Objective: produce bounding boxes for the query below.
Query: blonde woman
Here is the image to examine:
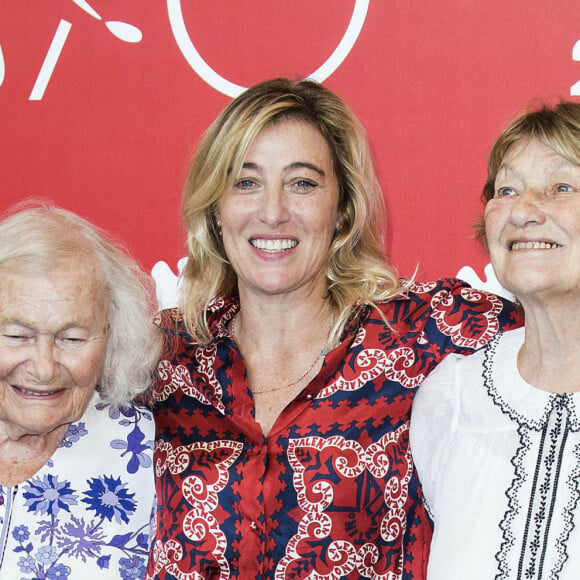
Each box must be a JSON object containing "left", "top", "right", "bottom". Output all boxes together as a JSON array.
[{"left": 148, "top": 78, "right": 520, "bottom": 579}]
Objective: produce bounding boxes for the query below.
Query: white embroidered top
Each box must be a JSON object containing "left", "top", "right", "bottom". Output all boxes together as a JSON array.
[{"left": 411, "top": 328, "right": 580, "bottom": 579}]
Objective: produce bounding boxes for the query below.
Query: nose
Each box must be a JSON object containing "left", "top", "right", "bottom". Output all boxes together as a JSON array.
[
  {"left": 509, "top": 190, "right": 546, "bottom": 227},
  {"left": 26, "top": 337, "right": 58, "bottom": 383},
  {"left": 259, "top": 185, "right": 290, "bottom": 227}
]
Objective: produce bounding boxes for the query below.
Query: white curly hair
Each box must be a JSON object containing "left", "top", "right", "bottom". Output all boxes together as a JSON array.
[{"left": 0, "top": 201, "right": 162, "bottom": 407}]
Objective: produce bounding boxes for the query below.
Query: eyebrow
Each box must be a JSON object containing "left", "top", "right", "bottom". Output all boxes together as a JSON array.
[
  {"left": 0, "top": 319, "right": 95, "bottom": 332},
  {"left": 241, "top": 161, "right": 326, "bottom": 176}
]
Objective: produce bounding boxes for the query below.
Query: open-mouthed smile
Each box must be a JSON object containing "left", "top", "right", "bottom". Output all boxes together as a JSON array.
[
  {"left": 12, "top": 385, "right": 62, "bottom": 397},
  {"left": 510, "top": 241, "right": 561, "bottom": 251},
  {"left": 250, "top": 238, "right": 298, "bottom": 252}
]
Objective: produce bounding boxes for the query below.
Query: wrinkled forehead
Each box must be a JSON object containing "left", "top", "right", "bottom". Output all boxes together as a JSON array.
[
  {"left": 0, "top": 249, "right": 108, "bottom": 302},
  {"left": 498, "top": 137, "right": 578, "bottom": 177},
  {"left": 0, "top": 256, "right": 110, "bottom": 323},
  {"left": 2, "top": 245, "right": 93, "bottom": 273}
]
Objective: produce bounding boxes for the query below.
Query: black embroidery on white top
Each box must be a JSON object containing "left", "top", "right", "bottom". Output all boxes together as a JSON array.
[
  {"left": 482, "top": 334, "right": 580, "bottom": 579},
  {"left": 555, "top": 439, "right": 580, "bottom": 577},
  {"left": 520, "top": 398, "right": 566, "bottom": 579},
  {"left": 483, "top": 333, "right": 556, "bottom": 430},
  {"left": 495, "top": 423, "right": 530, "bottom": 580}
]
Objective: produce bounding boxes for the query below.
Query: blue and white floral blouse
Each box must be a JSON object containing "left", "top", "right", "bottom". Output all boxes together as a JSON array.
[{"left": 0, "top": 392, "right": 155, "bottom": 580}]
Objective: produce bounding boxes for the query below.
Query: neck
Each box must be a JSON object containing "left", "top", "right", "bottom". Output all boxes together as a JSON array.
[
  {"left": 231, "top": 290, "right": 336, "bottom": 434},
  {"left": 517, "top": 297, "right": 580, "bottom": 393},
  {"left": 235, "top": 287, "right": 334, "bottom": 351},
  {"left": 0, "top": 423, "right": 68, "bottom": 486}
]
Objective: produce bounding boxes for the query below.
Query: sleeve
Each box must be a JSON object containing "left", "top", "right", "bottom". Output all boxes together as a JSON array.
[
  {"left": 407, "top": 277, "right": 521, "bottom": 352},
  {"left": 375, "top": 277, "right": 520, "bottom": 391},
  {"left": 409, "top": 354, "right": 460, "bottom": 520}
]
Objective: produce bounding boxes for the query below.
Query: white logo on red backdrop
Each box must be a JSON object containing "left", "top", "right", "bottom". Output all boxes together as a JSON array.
[
  {"left": 13, "top": 0, "right": 371, "bottom": 101},
  {"left": 28, "top": 0, "right": 142, "bottom": 101},
  {"left": 168, "top": 0, "right": 369, "bottom": 97}
]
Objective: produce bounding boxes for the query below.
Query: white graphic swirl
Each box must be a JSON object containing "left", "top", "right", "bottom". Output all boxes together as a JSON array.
[{"left": 167, "top": 0, "right": 370, "bottom": 97}]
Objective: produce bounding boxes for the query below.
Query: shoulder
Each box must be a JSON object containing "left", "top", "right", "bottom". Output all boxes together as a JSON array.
[
  {"left": 373, "top": 278, "right": 520, "bottom": 350},
  {"left": 410, "top": 353, "right": 466, "bottom": 509},
  {"left": 153, "top": 307, "right": 195, "bottom": 362},
  {"left": 403, "top": 277, "right": 511, "bottom": 312},
  {"left": 52, "top": 394, "right": 155, "bottom": 478},
  {"left": 412, "top": 331, "right": 513, "bottom": 429},
  {"left": 84, "top": 395, "right": 155, "bottom": 435},
  {"left": 375, "top": 277, "right": 506, "bottom": 314},
  {"left": 154, "top": 298, "right": 238, "bottom": 340},
  {"left": 412, "top": 353, "right": 464, "bottom": 416}
]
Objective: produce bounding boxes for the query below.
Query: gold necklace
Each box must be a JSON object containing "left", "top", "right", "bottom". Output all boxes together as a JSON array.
[{"left": 230, "top": 312, "right": 332, "bottom": 395}]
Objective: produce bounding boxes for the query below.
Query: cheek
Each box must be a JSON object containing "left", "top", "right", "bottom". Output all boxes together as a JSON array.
[
  {"left": 563, "top": 215, "right": 580, "bottom": 238},
  {"left": 310, "top": 200, "right": 340, "bottom": 232},
  {"left": 218, "top": 196, "right": 250, "bottom": 229},
  {"left": 483, "top": 205, "right": 505, "bottom": 244},
  {"left": 0, "top": 348, "right": 26, "bottom": 380},
  {"left": 71, "top": 346, "right": 107, "bottom": 389}
]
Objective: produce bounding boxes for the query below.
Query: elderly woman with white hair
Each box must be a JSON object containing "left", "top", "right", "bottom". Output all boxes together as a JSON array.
[{"left": 0, "top": 204, "right": 161, "bottom": 579}]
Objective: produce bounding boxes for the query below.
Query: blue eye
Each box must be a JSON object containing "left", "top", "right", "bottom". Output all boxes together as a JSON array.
[
  {"left": 234, "top": 178, "right": 255, "bottom": 189},
  {"left": 290, "top": 179, "right": 318, "bottom": 193},
  {"left": 495, "top": 187, "right": 517, "bottom": 198},
  {"left": 556, "top": 184, "right": 574, "bottom": 192}
]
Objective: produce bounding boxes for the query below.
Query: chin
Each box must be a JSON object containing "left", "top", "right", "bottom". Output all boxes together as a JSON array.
[{"left": 21, "top": 414, "right": 74, "bottom": 437}]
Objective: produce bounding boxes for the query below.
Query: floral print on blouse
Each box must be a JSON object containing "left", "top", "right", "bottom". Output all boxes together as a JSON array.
[{"left": 0, "top": 392, "right": 155, "bottom": 580}]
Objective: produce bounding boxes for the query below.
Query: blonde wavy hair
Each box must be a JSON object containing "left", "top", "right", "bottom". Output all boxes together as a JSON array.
[
  {"left": 0, "top": 202, "right": 162, "bottom": 408},
  {"left": 181, "top": 78, "right": 401, "bottom": 344}
]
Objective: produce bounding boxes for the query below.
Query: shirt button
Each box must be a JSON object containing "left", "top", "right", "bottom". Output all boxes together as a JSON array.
[
  {"left": 306, "top": 393, "right": 314, "bottom": 400},
  {"left": 250, "top": 521, "right": 258, "bottom": 531}
]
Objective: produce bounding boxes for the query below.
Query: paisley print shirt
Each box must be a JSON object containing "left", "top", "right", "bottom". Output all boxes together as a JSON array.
[
  {"left": 147, "top": 279, "right": 521, "bottom": 580},
  {"left": 0, "top": 392, "right": 155, "bottom": 580}
]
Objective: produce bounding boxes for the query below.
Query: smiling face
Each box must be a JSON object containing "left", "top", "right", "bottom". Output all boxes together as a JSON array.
[
  {"left": 484, "top": 138, "right": 580, "bottom": 302},
  {"left": 0, "top": 257, "right": 109, "bottom": 440},
  {"left": 217, "top": 118, "right": 340, "bottom": 301}
]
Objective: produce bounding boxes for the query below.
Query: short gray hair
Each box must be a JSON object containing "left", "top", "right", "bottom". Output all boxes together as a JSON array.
[{"left": 0, "top": 201, "right": 162, "bottom": 407}]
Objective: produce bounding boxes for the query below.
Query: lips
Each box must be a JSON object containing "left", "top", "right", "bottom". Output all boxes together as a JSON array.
[
  {"left": 12, "top": 385, "right": 62, "bottom": 397},
  {"left": 510, "top": 241, "right": 561, "bottom": 251},
  {"left": 250, "top": 238, "right": 297, "bottom": 252}
]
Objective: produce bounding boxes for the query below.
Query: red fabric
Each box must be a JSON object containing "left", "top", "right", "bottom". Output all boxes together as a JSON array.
[
  {"left": 147, "top": 279, "right": 521, "bottom": 579},
  {"left": 3, "top": 2, "right": 579, "bottom": 280}
]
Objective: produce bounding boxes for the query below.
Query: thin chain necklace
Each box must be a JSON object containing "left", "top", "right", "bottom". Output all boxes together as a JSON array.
[{"left": 230, "top": 311, "right": 333, "bottom": 395}]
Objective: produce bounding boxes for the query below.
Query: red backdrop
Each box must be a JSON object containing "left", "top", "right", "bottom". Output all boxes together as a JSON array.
[{"left": 2, "top": 1, "right": 580, "bottom": 300}]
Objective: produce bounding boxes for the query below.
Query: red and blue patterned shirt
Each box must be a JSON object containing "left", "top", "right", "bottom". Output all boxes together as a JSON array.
[{"left": 147, "top": 279, "right": 521, "bottom": 579}]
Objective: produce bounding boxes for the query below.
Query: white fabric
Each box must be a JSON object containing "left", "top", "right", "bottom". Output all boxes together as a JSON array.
[
  {"left": 411, "top": 327, "right": 580, "bottom": 579},
  {"left": 0, "top": 392, "right": 155, "bottom": 579}
]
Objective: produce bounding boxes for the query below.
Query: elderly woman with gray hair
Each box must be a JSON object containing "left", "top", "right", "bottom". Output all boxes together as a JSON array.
[
  {"left": 411, "top": 102, "right": 580, "bottom": 579},
  {"left": 0, "top": 204, "right": 161, "bottom": 579}
]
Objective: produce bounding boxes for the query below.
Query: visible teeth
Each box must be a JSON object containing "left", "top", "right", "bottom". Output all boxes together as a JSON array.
[
  {"left": 511, "top": 241, "right": 560, "bottom": 251},
  {"left": 251, "top": 239, "right": 297, "bottom": 252},
  {"left": 16, "top": 387, "right": 58, "bottom": 396}
]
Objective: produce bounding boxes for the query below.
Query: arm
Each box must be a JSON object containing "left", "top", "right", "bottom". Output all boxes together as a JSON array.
[{"left": 410, "top": 354, "right": 460, "bottom": 519}]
